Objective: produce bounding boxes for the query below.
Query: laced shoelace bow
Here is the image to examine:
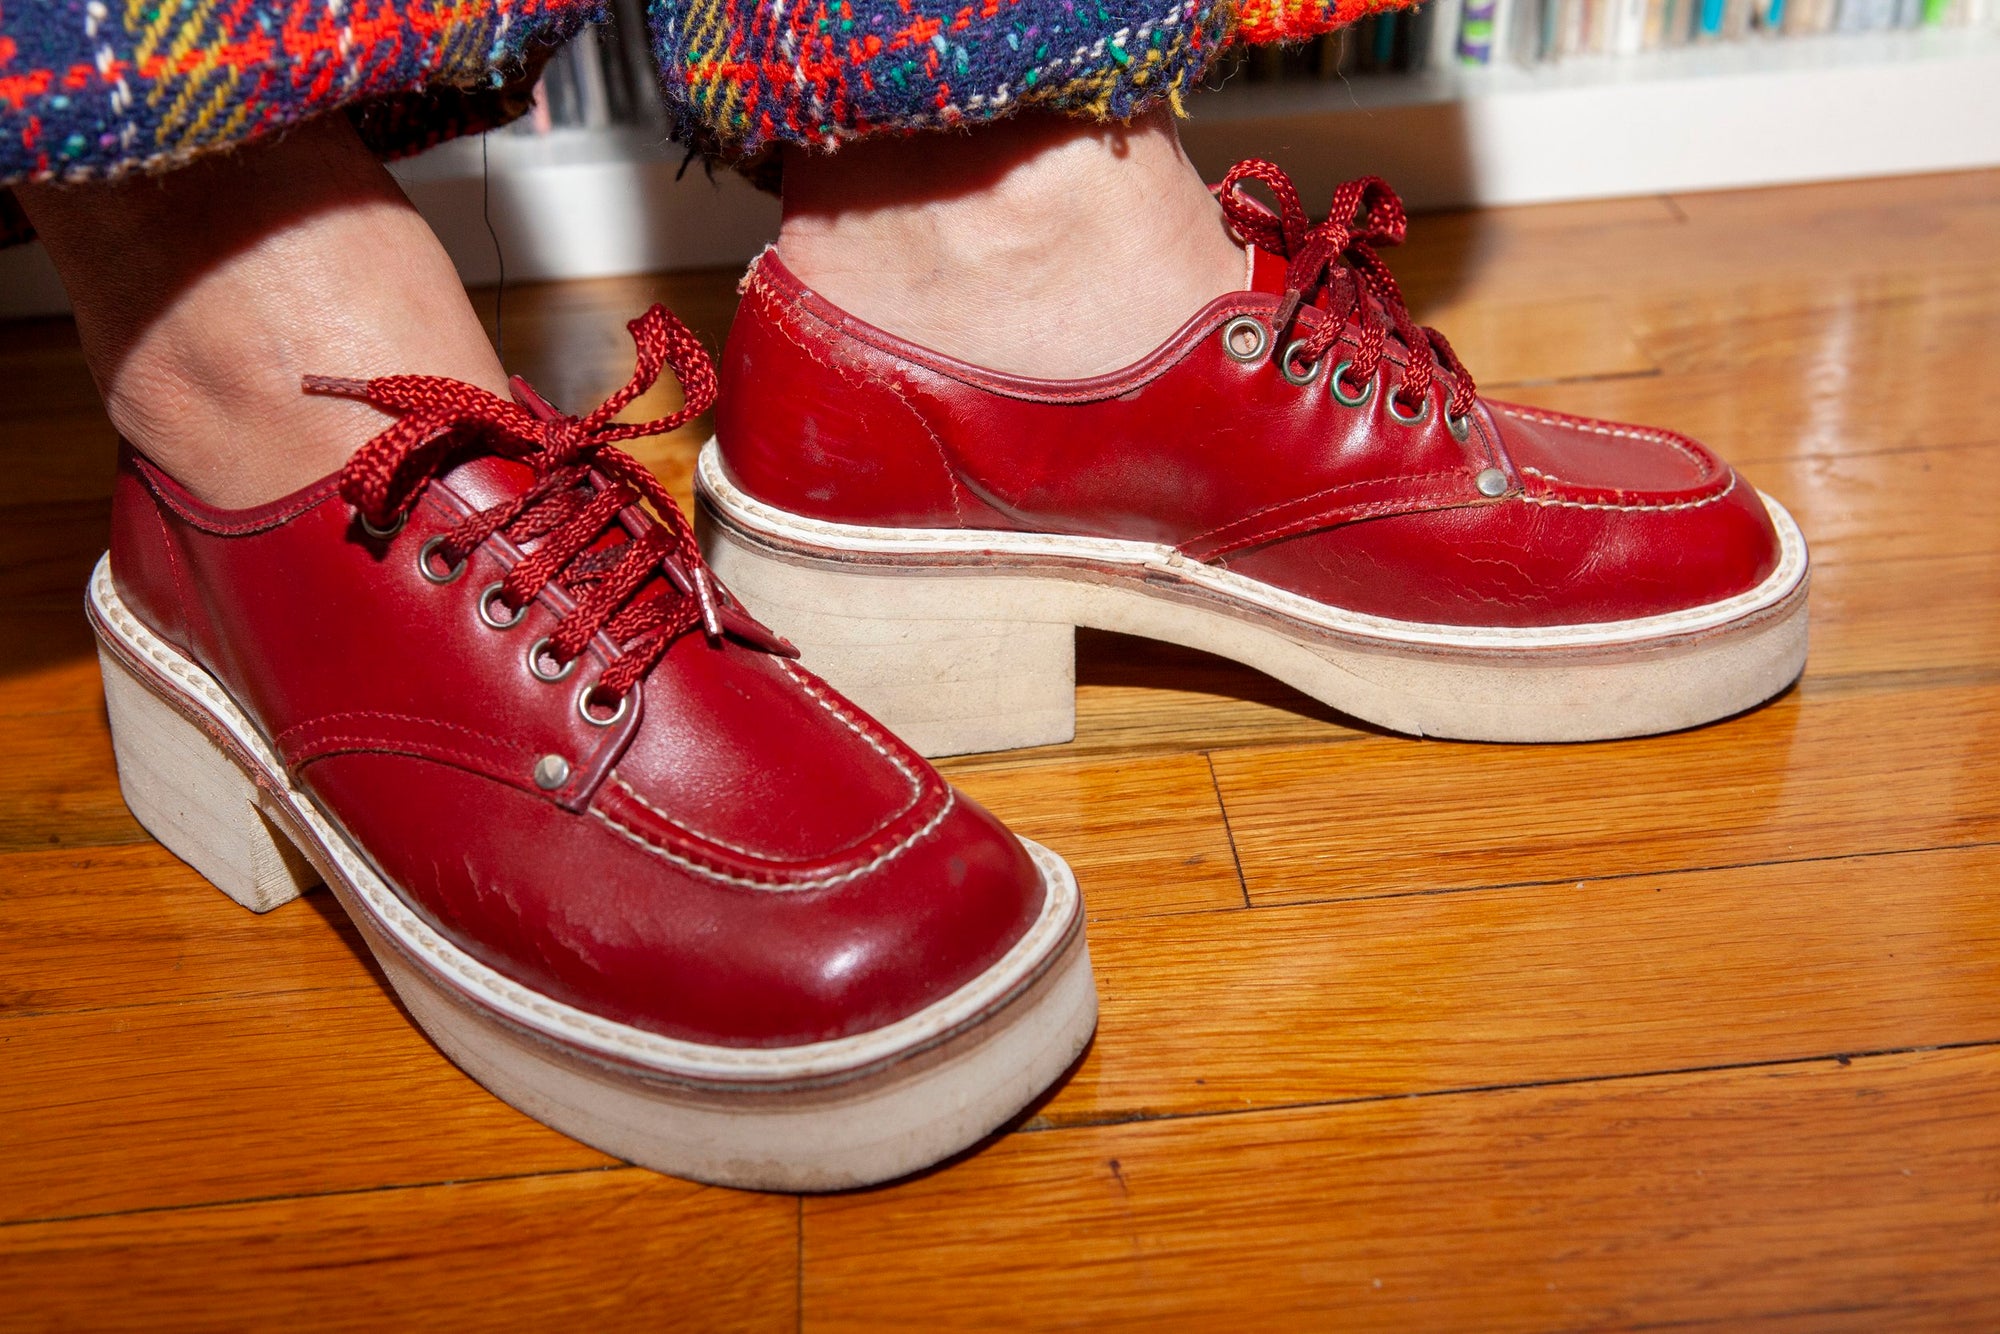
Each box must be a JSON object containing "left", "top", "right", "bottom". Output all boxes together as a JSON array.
[
  {"left": 1218, "top": 160, "right": 1478, "bottom": 423},
  {"left": 307, "top": 305, "right": 794, "bottom": 707}
]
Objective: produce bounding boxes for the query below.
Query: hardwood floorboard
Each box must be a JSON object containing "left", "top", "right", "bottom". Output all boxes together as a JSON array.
[
  {"left": 1401, "top": 171, "right": 2000, "bottom": 311},
  {"left": 0, "top": 1169, "right": 797, "bottom": 1331},
  {"left": 1210, "top": 681, "right": 2000, "bottom": 906},
  {"left": 1, "top": 983, "right": 616, "bottom": 1222},
  {"left": 1808, "top": 553, "right": 2000, "bottom": 680},
  {"left": 1501, "top": 370, "right": 1999, "bottom": 473},
  {"left": 0, "top": 703, "right": 142, "bottom": 851},
  {"left": 1385, "top": 293, "right": 1660, "bottom": 387},
  {"left": 0, "top": 842, "right": 366, "bottom": 1017},
  {"left": 803, "top": 1045, "right": 2000, "bottom": 1332},
  {"left": 947, "top": 753, "right": 1248, "bottom": 922},
  {"left": 1029, "top": 843, "right": 2000, "bottom": 1127},
  {"left": 14, "top": 841, "right": 1993, "bottom": 1221},
  {"left": 1762, "top": 441, "right": 2000, "bottom": 564}
]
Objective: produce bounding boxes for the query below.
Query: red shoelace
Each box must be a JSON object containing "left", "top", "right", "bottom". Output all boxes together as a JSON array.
[
  {"left": 307, "top": 305, "right": 793, "bottom": 708},
  {"left": 1219, "top": 160, "right": 1478, "bottom": 424}
]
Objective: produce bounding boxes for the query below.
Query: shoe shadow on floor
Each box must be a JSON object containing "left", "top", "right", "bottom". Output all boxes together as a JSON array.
[{"left": 1067, "top": 627, "right": 1407, "bottom": 746}]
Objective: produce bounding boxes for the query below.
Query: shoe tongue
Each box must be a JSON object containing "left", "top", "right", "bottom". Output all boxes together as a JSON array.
[
  {"left": 429, "top": 418, "right": 679, "bottom": 627},
  {"left": 1249, "top": 244, "right": 1420, "bottom": 359},
  {"left": 1246, "top": 244, "right": 1347, "bottom": 319},
  {"left": 1248, "top": 245, "right": 1291, "bottom": 295},
  {"left": 422, "top": 375, "right": 573, "bottom": 512},
  {"left": 437, "top": 451, "right": 540, "bottom": 513}
]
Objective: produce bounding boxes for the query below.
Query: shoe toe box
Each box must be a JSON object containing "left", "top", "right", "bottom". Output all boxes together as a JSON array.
[
  {"left": 1229, "top": 400, "right": 1787, "bottom": 627},
  {"left": 308, "top": 651, "right": 1053, "bottom": 1052}
]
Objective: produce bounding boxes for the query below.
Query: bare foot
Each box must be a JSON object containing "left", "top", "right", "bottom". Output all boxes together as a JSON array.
[
  {"left": 777, "top": 107, "right": 1248, "bottom": 380},
  {"left": 16, "top": 114, "right": 507, "bottom": 509}
]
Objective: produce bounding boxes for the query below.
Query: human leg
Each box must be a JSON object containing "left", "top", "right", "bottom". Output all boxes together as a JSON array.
[
  {"left": 776, "top": 106, "right": 1244, "bottom": 378},
  {"left": 15, "top": 113, "right": 507, "bottom": 509}
]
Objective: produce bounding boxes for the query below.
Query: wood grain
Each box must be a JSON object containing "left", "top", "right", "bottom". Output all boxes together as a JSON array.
[
  {"left": 1210, "top": 682, "right": 2000, "bottom": 905},
  {"left": 0, "top": 843, "right": 362, "bottom": 1017},
  {"left": 947, "top": 752, "right": 1247, "bottom": 921},
  {"left": 1034, "top": 843, "right": 2000, "bottom": 1126},
  {"left": 1, "top": 1169, "right": 797, "bottom": 1331},
  {"left": 1, "top": 984, "right": 615, "bottom": 1222},
  {"left": 0, "top": 704, "right": 144, "bottom": 852},
  {"left": 804, "top": 1045, "right": 2000, "bottom": 1332},
  {"left": 1808, "top": 552, "right": 2000, "bottom": 680},
  {"left": 1400, "top": 294, "right": 1658, "bottom": 387}
]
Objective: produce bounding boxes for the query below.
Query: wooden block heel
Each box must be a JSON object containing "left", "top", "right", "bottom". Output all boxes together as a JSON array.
[
  {"left": 96, "top": 641, "right": 319, "bottom": 913},
  {"left": 704, "top": 519, "right": 1077, "bottom": 758}
]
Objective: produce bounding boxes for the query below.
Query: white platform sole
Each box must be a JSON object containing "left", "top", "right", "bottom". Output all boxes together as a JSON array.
[
  {"left": 696, "top": 442, "right": 1810, "bottom": 758},
  {"left": 86, "top": 556, "right": 1095, "bottom": 1191}
]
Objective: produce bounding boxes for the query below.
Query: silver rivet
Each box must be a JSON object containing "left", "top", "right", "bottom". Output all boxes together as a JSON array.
[
  {"left": 533, "top": 754, "right": 571, "bottom": 790},
  {"left": 1476, "top": 468, "right": 1509, "bottom": 498}
]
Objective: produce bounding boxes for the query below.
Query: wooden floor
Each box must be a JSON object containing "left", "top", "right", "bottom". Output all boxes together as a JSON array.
[{"left": 5, "top": 168, "right": 1999, "bottom": 1330}]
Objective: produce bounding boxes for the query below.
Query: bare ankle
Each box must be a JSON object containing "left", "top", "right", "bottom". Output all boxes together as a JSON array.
[
  {"left": 776, "top": 109, "right": 1246, "bottom": 379},
  {"left": 17, "top": 115, "right": 506, "bottom": 510}
]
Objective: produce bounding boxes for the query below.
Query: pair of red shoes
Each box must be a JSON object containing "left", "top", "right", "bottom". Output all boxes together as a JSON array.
[{"left": 89, "top": 163, "right": 1808, "bottom": 1189}]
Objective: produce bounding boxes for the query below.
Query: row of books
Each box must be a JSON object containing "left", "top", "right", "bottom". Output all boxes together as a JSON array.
[
  {"left": 1207, "top": 0, "right": 1995, "bottom": 78},
  {"left": 509, "top": 0, "right": 663, "bottom": 134}
]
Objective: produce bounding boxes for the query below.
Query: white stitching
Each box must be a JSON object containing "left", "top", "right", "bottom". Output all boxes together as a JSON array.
[
  {"left": 1494, "top": 404, "right": 1714, "bottom": 474},
  {"left": 590, "top": 791, "right": 957, "bottom": 892},
  {"left": 607, "top": 771, "right": 930, "bottom": 869},
  {"left": 773, "top": 657, "right": 926, "bottom": 796},
  {"left": 88, "top": 559, "right": 1075, "bottom": 1076},
  {"left": 699, "top": 442, "right": 1809, "bottom": 649},
  {"left": 746, "top": 264, "right": 970, "bottom": 524},
  {"left": 1520, "top": 471, "right": 1739, "bottom": 513}
]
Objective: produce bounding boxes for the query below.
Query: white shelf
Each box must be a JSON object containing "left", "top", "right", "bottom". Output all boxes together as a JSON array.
[
  {"left": 2, "top": 28, "right": 1996, "bottom": 317},
  {"left": 389, "top": 125, "right": 777, "bottom": 286},
  {"left": 1177, "top": 27, "right": 2000, "bottom": 208}
]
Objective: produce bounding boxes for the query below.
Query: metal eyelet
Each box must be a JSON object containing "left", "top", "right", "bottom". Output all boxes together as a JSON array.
[
  {"left": 1386, "top": 386, "right": 1432, "bottom": 426},
  {"left": 1447, "top": 410, "right": 1474, "bottom": 442},
  {"left": 1329, "top": 360, "right": 1375, "bottom": 409},
  {"left": 1278, "top": 340, "right": 1321, "bottom": 387},
  {"left": 418, "top": 535, "right": 467, "bottom": 585},
  {"left": 527, "top": 637, "right": 577, "bottom": 683},
  {"left": 358, "top": 510, "right": 406, "bottom": 540},
  {"left": 1221, "top": 315, "right": 1270, "bottom": 363},
  {"left": 478, "top": 582, "right": 528, "bottom": 630},
  {"left": 577, "top": 684, "right": 629, "bottom": 728}
]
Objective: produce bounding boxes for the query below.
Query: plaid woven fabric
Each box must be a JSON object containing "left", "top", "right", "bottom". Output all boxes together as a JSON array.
[
  {"left": 0, "top": 0, "right": 1401, "bottom": 194},
  {"left": 655, "top": 0, "right": 1403, "bottom": 158},
  {"left": 0, "top": 0, "right": 595, "bottom": 185}
]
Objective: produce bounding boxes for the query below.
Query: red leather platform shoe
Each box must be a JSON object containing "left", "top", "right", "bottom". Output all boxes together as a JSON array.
[
  {"left": 86, "top": 308, "right": 1094, "bottom": 1189},
  {"left": 699, "top": 162, "right": 1809, "bottom": 757}
]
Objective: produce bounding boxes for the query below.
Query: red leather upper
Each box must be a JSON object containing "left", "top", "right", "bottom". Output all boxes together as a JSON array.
[
  {"left": 715, "top": 248, "right": 1781, "bottom": 627},
  {"left": 109, "top": 436, "right": 1045, "bottom": 1048}
]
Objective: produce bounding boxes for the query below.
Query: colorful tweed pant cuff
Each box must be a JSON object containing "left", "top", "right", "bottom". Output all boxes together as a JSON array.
[
  {"left": 652, "top": 0, "right": 1392, "bottom": 160},
  {"left": 0, "top": 0, "right": 1393, "bottom": 189}
]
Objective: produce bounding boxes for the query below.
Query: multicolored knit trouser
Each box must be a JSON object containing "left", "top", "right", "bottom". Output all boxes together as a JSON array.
[{"left": 0, "top": 0, "right": 1396, "bottom": 190}]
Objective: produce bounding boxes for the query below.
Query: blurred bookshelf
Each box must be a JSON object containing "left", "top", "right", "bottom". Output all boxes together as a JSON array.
[
  {"left": 1180, "top": 25, "right": 2000, "bottom": 207},
  {"left": 1, "top": 1, "right": 1996, "bottom": 315}
]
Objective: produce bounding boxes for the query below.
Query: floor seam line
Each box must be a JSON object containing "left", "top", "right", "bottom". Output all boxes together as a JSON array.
[
  {"left": 1205, "top": 751, "right": 1253, "bottom": 910},
  {"left": 0, "top": 1162, "right": 632, "bottom": 1232},
  {"left": 1021, "top": 1036, "right": 2000, "bottom": 1136}
]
